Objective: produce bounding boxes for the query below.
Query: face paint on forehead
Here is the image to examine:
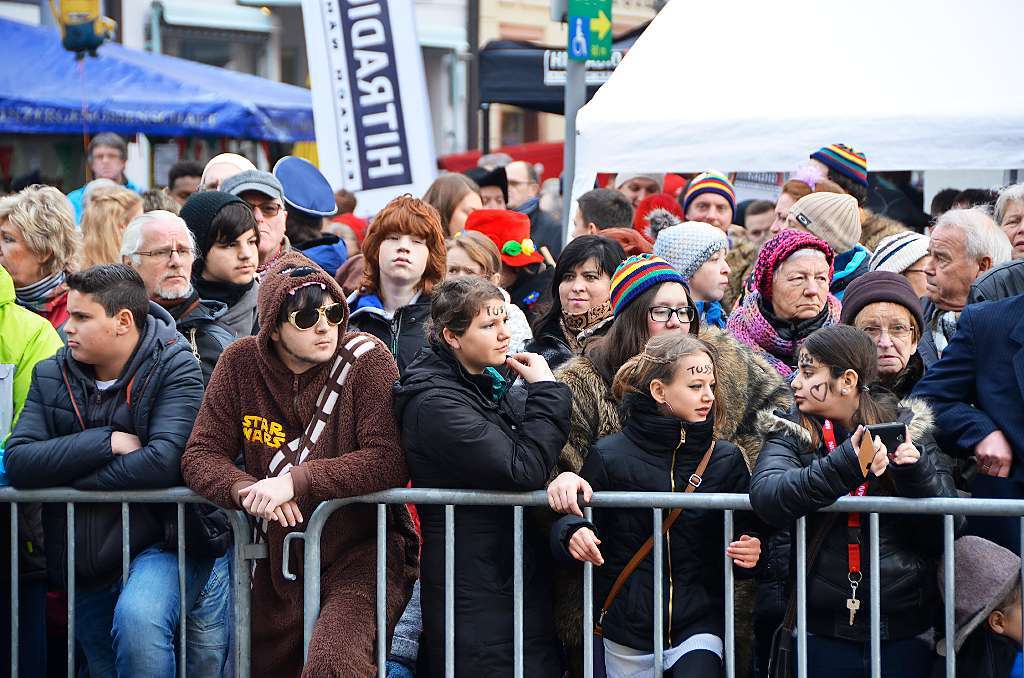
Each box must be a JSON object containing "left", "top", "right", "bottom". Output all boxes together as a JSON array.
[
  {"left": 686, "top": 362, "right": 714, "bottom": 376},
  {"left": 484, "top": 303, "right": 505, "bottom": 317},
  {"left": 797, "top": 352, "right": 816, "bottom": 371}
]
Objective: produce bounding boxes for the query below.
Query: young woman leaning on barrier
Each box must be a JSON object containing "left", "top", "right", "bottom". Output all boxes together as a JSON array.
[
  {"left": 549, "top": 253, "right": 790, "bottom": 676},
  {"left": 749, "top": 324, "right": 961, "bottom": 678},
  {"left": 393, "top": 276, "right": 571, "bottom": 677},
  {"left": 548, "top": 333, "right": 765, "bottom": 677}
]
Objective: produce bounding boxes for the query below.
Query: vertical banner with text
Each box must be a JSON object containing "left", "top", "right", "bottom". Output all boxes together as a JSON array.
[{"left": 301, "top": 0, "right": 437, "bottom": 217}]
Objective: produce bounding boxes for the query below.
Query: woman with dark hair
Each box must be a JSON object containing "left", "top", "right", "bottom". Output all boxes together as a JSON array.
[
  {"left": 348, "top": 195, "right": 448, "bottom": 373},
  {"left": 750, "top": 325, "right": 958, "bottom": 678},
  {"left": 526, "top": 235, "right": 625, "bottom": 370},
  {"left": 422, "top": 173, "right": 482, "bottom": 235},
  {"left": 394, "top": 276, "right": 569, "bottom": 677},
  {"left": 183, "top": 193, "right": 262, "bottom": 338},
  {"left": 549, "top": 254, "right": 791, "bottom": 675}
]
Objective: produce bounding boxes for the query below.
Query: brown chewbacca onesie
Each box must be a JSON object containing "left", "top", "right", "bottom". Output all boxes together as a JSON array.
[{"left": 181, "top": 253, "right": 418, "bottom": 677}]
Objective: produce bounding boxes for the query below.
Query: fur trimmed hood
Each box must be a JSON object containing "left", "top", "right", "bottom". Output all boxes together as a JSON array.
[{"left": 756, "top": 395, "right": 935, "bottom": 451}]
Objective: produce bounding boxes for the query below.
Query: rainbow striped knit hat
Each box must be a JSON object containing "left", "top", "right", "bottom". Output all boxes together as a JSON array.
[
  {"left": 682, "top": 171, "right": 736, "bottom": 215},
  {"left": 810, "top": 144, "right": 868, "bottom": 187},
  {"left": 609, "top": 253, "right": 686, "bottom": 318}
]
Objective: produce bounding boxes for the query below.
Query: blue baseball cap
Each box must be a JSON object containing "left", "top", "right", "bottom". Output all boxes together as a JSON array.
[{"left": 272, "top": 156, "right": 338, "bottom": 217}]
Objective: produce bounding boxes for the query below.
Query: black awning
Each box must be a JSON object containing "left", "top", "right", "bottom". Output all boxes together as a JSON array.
[{"left": 478, "top": 23, "right": 648, "bottom": 115}]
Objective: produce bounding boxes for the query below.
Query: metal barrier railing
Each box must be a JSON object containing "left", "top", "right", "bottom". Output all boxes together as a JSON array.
[
  {"left": 0, "top": 487, "right": 256, "bottom": 678},
  {"left": 285, "top": 489, "right": 1024, "bottom": 678},
  {"left": 5, "top": 487, "right": 1024, "bottom": 678}
]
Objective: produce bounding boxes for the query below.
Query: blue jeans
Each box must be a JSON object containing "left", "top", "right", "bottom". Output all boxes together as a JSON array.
[
  {"left": 75, "top": 546, "right": 231, "bottom": 678},
  {"left": 798, "top": 634, "right": 933, "bottom": 678}
]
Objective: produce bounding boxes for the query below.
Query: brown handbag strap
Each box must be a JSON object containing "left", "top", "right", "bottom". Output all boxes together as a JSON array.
[{"left": 595, "top": 440, "right": 716, "bottom": 632}]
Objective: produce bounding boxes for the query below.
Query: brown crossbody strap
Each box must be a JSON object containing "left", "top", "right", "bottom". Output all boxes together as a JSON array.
[{"left": 594, "top": 440, "right": 716, "bottom": 635}]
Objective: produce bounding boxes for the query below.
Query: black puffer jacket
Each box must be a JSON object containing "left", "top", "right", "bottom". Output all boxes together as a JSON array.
[
  {"left": 173, "top": 297, "right": 235, "bottom": 386},
  {"left": 394, "top": 345, "right": 570, "bottom": 678},
  {"left": 552, "top": 395, "right": 760, "bottom": 652},
  {"left": 749, "top": 398, "right": 959, "bottom": 642},
  {"left": 5, "top": 303, "right": 205, "bottom": 589},
  {"left": 348, "top": 292, "right": 431, "bottom": 374}
]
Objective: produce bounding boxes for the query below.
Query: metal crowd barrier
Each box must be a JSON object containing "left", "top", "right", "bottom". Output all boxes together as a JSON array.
[
  {"left": 285, "top": 489, "right": 1024, "bottom": 678},
  {"left": 5, "top": 487, "right": 1024, "bottom": 678},
  {"left": 0, "top": 487, "right": 256, "bottom": 678}
]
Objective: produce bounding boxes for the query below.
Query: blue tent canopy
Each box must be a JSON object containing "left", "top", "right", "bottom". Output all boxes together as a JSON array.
[{"left": 0, "top": 18, "right": 314, "bottom": 141}]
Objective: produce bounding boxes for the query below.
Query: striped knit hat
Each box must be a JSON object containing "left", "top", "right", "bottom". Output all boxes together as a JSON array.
[
  {"left": 682, "top": 171, "right": 736, "bottom": 214},
  {"left": 609, "top": 253, "right": 686, "bottom": 318},
  {"left": 753, "top": 229, "right": 834, "bottom": 301},
  {"left": 869, "top": 231, "right": 931, "bottom": 275},
  {"left": 810, "top": 144, "right": 868, "bottom": 187}
]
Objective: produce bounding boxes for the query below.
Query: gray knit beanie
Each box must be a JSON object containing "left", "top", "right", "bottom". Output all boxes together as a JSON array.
[
  {"left": 936, "top": 536, "right": 1021, "bottom": 655},
  {"left": 789, "top": 192, "right": 862, "bottom": 253},
  {"left": 653, "top": 221, "right": 730, "bottom": 280}
]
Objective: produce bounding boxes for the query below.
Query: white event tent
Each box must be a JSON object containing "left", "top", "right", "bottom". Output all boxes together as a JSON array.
[{"left": 570, "top": 0, "right": 1024, "bottom": 205}]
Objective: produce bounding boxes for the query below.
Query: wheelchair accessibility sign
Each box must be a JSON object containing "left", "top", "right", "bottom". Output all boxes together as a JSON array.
[{"left": 568, "top": 0, "right": 612, "bottom": 61}]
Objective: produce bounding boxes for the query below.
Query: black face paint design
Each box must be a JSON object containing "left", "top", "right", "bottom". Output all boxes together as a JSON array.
[
  {"left": 808, "top": 380, "right": 830, "bottom": 403},
  {"left": 797, "top": 353, "right": 815, "bottom": 371},
  {"left": 687, "top": 362, "right": 714, "bottom": 376},
  {"left": 485, "top": 304, "right": 505, "bottom": 317}
]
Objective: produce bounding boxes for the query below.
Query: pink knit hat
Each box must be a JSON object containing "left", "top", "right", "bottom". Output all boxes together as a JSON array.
[{"left": 753, "top": 229, "right": 834, "bottom": 300}]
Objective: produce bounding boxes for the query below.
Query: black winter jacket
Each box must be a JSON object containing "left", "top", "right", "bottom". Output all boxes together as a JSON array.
[
  {"left": 174, "top": 297, "right": 235, "bottom": 386},
  {"left": 394, "top": 345, "right": 570, "bottom": 678},
  {"left": 552, "top": 395, "right": 760, "bottom": 651},
  {"left": 347, "top": 293, "right": 431, "bottom": 374},
  {"left": 5, "top": 303, "right": 205, "bottom": 589},
  {"left": 749, "top": 399, "right": 959, "bottom": 642},
  {"left": 526, "top": 315, "right": 612, "bottom": 373}
]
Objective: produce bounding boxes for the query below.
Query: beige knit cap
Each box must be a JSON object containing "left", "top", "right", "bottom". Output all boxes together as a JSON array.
[{"left": 788, "top": 192, "right": 861, "bottom": 253}]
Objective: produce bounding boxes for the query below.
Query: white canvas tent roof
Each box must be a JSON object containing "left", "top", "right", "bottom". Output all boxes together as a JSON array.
[{"left": 571, "top": 0, "right": 1024, "bottom": 205}]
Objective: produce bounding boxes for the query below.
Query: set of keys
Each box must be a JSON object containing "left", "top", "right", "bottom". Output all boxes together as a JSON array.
[{"left": 846, "top": 574, "right": 862, "bottom": 625}]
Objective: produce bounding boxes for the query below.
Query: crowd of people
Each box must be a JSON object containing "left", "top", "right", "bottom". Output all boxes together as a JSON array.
[{"left": 1, "top": 133, "right": 1024, "bottom": 678}]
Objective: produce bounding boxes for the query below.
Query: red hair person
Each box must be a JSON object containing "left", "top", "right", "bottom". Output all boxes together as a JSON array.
[{"left": 347, "top": 194, "right": 447, "bottom": 373}]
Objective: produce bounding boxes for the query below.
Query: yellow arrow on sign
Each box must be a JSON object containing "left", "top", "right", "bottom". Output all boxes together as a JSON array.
[{"left": 592, "top": 9, "right": 611, "bottom": 41}]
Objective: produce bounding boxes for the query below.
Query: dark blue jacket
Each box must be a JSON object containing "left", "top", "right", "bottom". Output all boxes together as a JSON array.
[
  {"left": 4, "top": 303, "right": 205, "bottom": 588},
  {"left": 913, "top": 294, "right": 1024, "bottom": 479}
]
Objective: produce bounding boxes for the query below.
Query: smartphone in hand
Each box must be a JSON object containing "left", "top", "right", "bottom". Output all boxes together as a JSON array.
[{"left": 865, "top": 422, "right": 907, "bottom": 457}]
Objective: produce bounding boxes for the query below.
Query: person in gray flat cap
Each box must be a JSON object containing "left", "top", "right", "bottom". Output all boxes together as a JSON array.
[
  {"left": 933, "top": 535, "right": 1022, "bottom": 677},
  {"left": 221, "top": 170, "right": 290, "bottom": 272}
]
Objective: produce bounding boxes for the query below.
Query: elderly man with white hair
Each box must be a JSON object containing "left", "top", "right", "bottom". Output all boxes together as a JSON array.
[
  {"left": 919, "top": 207, "right": 1012, "bottom": 367},
  {"left": 120, "top": 210, "right": 234, "bottom": 385}
]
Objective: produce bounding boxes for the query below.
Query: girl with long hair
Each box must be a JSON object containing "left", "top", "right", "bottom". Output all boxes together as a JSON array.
[{"left": 550, "top": 333, "right": 763, "bottom": 677}]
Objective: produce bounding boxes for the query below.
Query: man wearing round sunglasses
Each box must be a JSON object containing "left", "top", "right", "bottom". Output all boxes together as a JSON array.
[
  {"left": 221, "top": 170, "right": 290, "bottom": 273},
  {"left": 181, "top": 252, "right": 418, "bottom": 676}
]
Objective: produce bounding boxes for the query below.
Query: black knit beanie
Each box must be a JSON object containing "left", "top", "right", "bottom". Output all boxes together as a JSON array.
[{"left": 180, "top": 190, "right": 247, "bottom": 257}]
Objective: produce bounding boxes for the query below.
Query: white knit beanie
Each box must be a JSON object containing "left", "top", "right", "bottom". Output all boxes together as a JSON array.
[
  {"left": 869, "top": 231, "right": 931, "bottom": 274},
  {"left": 614, "top": 172, "right": 664, "bottom": 190},
  {"left": 789, "top": 192, "right": 861, "bottom": 253},
  {"left": 653, "top": 222, "right": 730, "bottom": 280}
]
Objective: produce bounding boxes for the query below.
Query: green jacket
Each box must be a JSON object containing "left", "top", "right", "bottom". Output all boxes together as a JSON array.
[{"left": 0, "top": 266, "right": 63, "bottom": 441}]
